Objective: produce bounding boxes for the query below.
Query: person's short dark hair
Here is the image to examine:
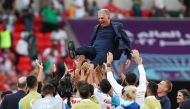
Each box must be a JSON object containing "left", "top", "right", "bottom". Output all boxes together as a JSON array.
[
  {"left": 42, "top": 84, "right": 56, "bottom": 96},
  {"left": 78, "top": 84, "right": 90, "bottom": 99},
  {"left": 147, "top": 81, "right": 158, "bottom": 96},
  {"left": 100, "top": 79, "right": 112, "bottom": 94},
  {"left": 76, "top": 80, "right": 87, "bottom": 90},
  {"left": 88, "top": 84, "right": 94, "bottom": 96},
  {"left": 125, "top": 72, "right": 137, "bottom": 85},
  {"left": 57, "top": 73, "right": 73, "bottom": 98},
  {"left": 117, "top": 79, "right": 123, "bottom": 85},
  {"left": 26, "top": 75, "right": 38, "bottom": 89}
]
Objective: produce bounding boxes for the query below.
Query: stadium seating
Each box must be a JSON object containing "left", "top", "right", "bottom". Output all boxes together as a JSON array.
[{"left": 17, "top": 56, "right": 32, "bottom": 75}]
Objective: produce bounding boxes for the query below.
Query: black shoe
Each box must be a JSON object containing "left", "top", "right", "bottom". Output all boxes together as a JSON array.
[{"left": 68, "top": 41, "right": 76, "bottom": 59}]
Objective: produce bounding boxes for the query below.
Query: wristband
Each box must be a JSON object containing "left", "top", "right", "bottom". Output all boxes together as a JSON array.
[{"left": 107, "top": 63, "right": 112, "bottom": 67}]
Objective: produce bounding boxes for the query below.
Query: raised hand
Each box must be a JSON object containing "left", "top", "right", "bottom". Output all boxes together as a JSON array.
[
  {"left": 125, "top": 59, "right": 131, "bottom": 70},
  {"left": 35, "top": 59, "right": 43, "bottom": 71},
  {"left": 35, "top": 59, "right": 44, "bottom": 82},
  {"left": 131, "top": 49, "right": 142, "bottom": 65},
  {"left": 107, "top": 52, "right": 113, "bottom": 64},
  {"left": 52, "top": 64, "right": 56, "bottom": 73}
]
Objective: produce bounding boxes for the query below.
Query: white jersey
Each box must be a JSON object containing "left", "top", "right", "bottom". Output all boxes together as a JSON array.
[
  {"left": 32, "top": 96, "right": 65, "bottom": 109},
  {"left": 94, "top": 88, "right": 112, "bottom": 109},
  {"left": 64, "top": 97, "right": 82, "bottom": 106}
]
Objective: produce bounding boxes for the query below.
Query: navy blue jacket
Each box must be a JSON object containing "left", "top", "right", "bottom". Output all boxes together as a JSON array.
[
  {"left": 157, "top": 95, "right": 171, "bottom": 109},
  {"left": 0, "top": 90, "right": 26, "bottom": 109},
  {"left": 90, "top": 22, "right": 131, "bottom": 60},
  {"left": 180, "top": 99, "right": 190, "bottom": 109}
]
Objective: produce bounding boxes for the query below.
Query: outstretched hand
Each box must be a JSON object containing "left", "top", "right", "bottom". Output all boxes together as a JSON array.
[
  {"left": 52, "top": 64, "right": 56, "bottom": 73},
  {"left": 125, "top": 59, "right": 131, "bottom": 69},
  {"left": 35, "top": 59, "right": 43, "bottom": 71},
  {"left": 80, "top": 62, "right": 90, "bottom": 81},
  {"left": 131, "top": 49, "right": 142, "bottom": 65},
  {"left": 35, "top": 59, "right": 44, "bottom": 82},
  {"left": 107, "top": 52, "right": 113, "bottom": 64}
]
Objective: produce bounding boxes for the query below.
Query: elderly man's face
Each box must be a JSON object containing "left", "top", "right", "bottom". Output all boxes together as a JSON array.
[{"left": 98, "top": 12, "right": 110, "bottom": 27}]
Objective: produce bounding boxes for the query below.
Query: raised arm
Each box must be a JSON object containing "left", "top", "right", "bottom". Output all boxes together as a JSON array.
[
  {"left": 131, "top": 49, "right": 147, "bottom": 109},
  {"left": 106, "top": 52, "right": 123, "bottom": 96},
  {"left": 36, "top": 59, "right": 44, "bottom": 83}
]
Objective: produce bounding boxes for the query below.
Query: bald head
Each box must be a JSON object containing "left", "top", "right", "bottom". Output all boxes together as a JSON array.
[{"left": 18, "top": 76, "right": 27, "bottom": 89}]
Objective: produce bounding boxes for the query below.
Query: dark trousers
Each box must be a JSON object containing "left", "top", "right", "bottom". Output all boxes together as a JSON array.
[
  {"left": 76, "top": 46, "right": 107, "bottom": 66},
  {"left": 42, "top": 22, "right": 58, "bottom": 33}
]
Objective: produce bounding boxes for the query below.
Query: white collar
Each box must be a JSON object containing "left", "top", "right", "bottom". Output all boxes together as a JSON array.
[
  {"left": 81, "top": 99, "right": 91, "bottom": 102},
  {"left": 146, "top": 96, "right": 156, "bottom": 99}
]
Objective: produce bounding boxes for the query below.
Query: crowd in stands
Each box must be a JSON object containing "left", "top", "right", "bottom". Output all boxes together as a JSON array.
[
  {"left": 0, "top": 0, "right": 72, "bottom": 96},
  {"left": 0, "top": 0, "right": 190, "bottom": 109},
  {"left": 66, "top": 0, "right": 190, "bottom": 18}
]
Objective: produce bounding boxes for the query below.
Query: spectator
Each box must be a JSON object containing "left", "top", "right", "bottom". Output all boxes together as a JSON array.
[
  {"left": 157, "top": 80, "right": 173, "bottom": 109},
  {"left": 0, "top": 53, "right": 14, "bottom": 73},
  {"left": 84, "top": 0, "right": 90, "bottom": 16},
  {"left": 176, "top": 89, "right": 190, "bottom": 109},
  {"left": 2, "top": 0, "right": 15, "bottom": 11},
  {"left": 32, "top": 84, "right": 66, "bottom": 109},
  {"left": 116, "top": 85, "right": 140, "bottom": 109},
  {"left": 41, "top": 1, "right": 59, "bottom": 32},
  {"left": 103, "top": 0, "right": 119, "bottom": 18},
  {"left": 43, "top": 41, "right": 59, "bottom": 74},
  {"left": 4, "top": 8, "right": 16, "bottom": 32},
  {"left": 16, "top": 34, "right": 29, "bottom": 56},
  {"left": 19, "top": 75, "right": 42, "bottom": 109},
  {"left": 132, "top": 0, "right": 142, "bottom": 17},
  {"left": 0, "top": 72, "right": 10, "bottom": 92},
  {"left": 89, "top": 0, "right": 99, "bottom": 17},
  {"left": 27, "top": 32, "right": 37, "bottom": 60},
  {"left": 72, "top": 84, "right": 101, "bottom": 109},
  {"left": 144, "top": 81, "right": 162, "bottom": 109},
  {"left": 52, "top": 0, "right": 65, "bottom": 14},
  {"left": 51, "top": 28, "right": 68, "bottom": 57},
  {"left": 5, "top": 71, "right": 18, "bottom": 91},
  {"left": 153, "top": 0, "right": 166, "bottom": 17},
  {"left": 73, "top": 0, "right": 85, "bottom": 18},
  {"left": 0, "top": 76, "right": 27, "bottom": 109},
  {"left": 106, "top": 49, "right": 147, "bottom": 109},
  {"left": 67, "top": 3, "right": 76, "bottom": 18},
  {"left": 20, "top": 0, "right": 34, "bottom": 32},
  {"left": 0, "top": 26, "right": 12, "bottom": 50},
  {"left": 179, "top": 0, "right": 190, "bottom": 17}
]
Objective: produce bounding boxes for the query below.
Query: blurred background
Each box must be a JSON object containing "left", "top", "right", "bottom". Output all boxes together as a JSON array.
[{"left": 0, "top": 0, "right": 190, "bottom": 109}]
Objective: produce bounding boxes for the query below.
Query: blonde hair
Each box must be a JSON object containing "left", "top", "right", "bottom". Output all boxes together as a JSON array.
[
  {"left": 122, "top": 85, "right": 137, "bottom": 101},
  {"left": 163, "top": 80, "right": 173, "bottom": 93}
]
